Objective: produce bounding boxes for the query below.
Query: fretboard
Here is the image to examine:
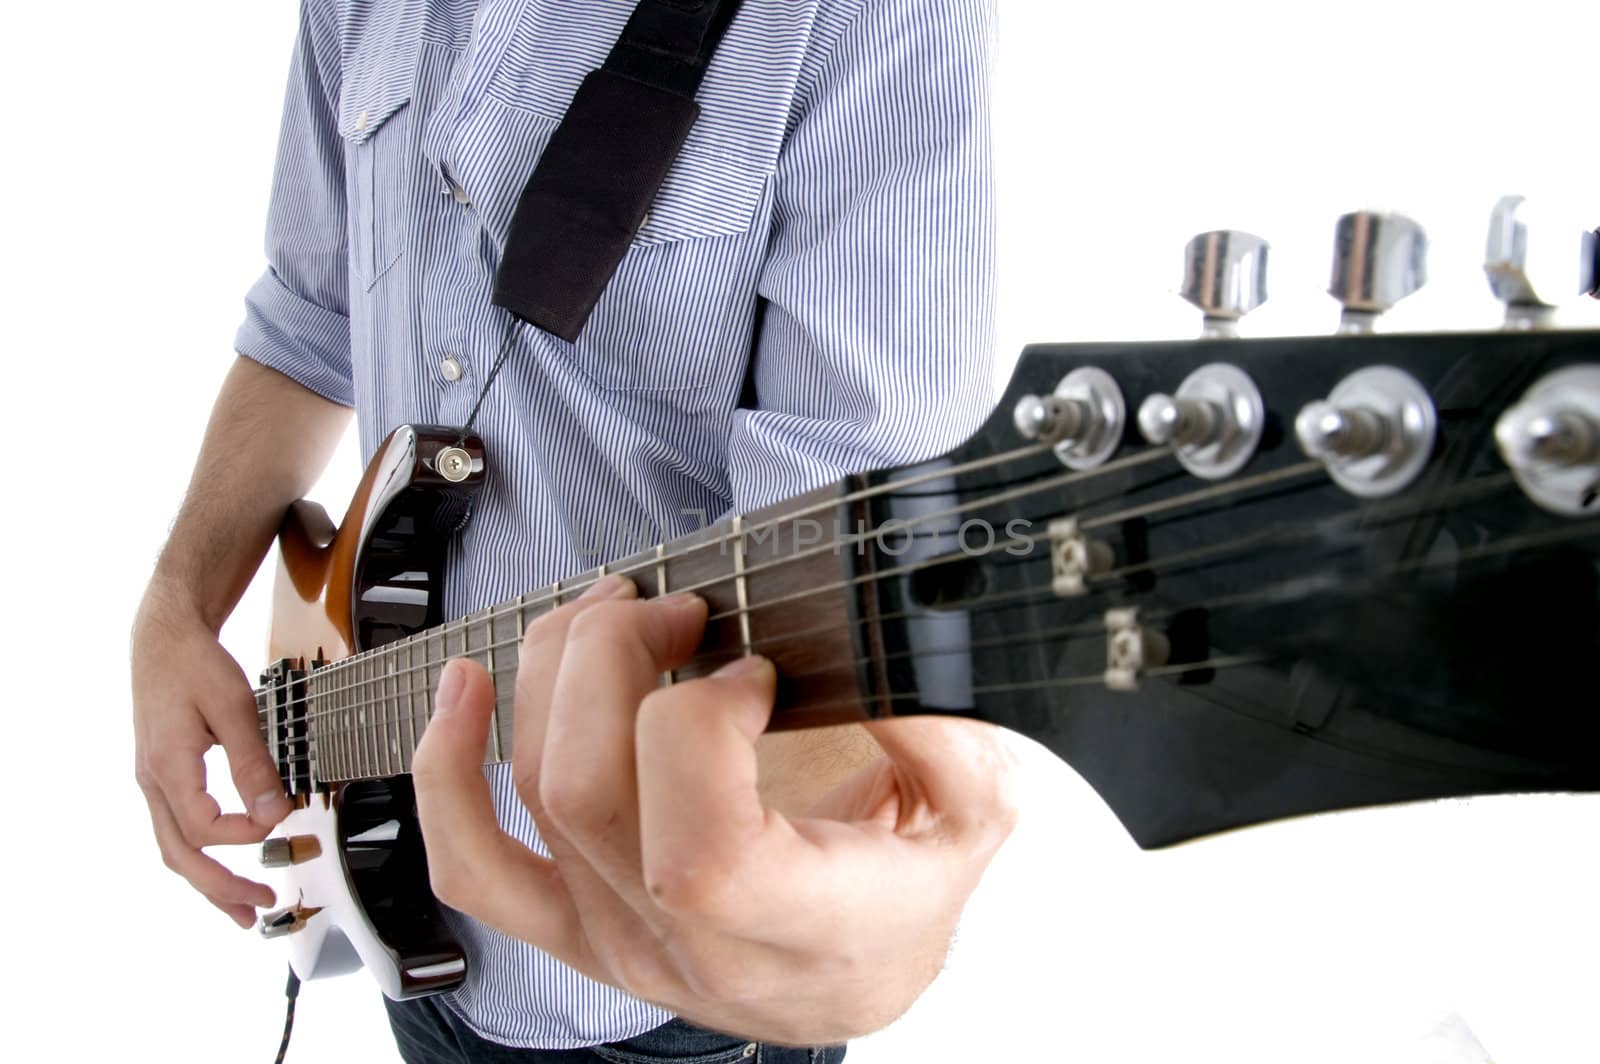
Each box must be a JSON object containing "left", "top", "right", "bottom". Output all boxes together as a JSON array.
[{"left": 279, "top": 483, "right": 871, "bottom": 785}]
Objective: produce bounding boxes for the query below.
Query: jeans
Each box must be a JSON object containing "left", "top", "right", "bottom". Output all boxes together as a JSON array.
[{"left": 385, "top": 996, "right": 848, "bottom": 1064}]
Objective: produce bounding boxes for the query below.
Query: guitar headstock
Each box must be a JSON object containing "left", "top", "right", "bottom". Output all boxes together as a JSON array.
[{"left": 856, "top": 203, "right": 1600, "bottom": 848}]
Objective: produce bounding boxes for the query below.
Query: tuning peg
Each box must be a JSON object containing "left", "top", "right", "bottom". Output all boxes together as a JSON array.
[
  {"left": 1180, "top": 230, "right": 1269, "bottom": 337},
  {"left": 1496, "top": 365, "right": 1600, "bottom": 516},
  {"left": 1137, "top": 362, "right": 1264, "bottom": 479},
  {"left": 1295, "top": 366, "right": 1436, "bottom": 497},
  {"left": 1581, "top": 228, "right": 1598, "bottom": 299},
  {"left": 1483, "top": 195, "right": 1591, "bottom": 328},
  {"left": 1012, "top": 367, "right": 1126, "bottom": 470},
  {"left": 1328, "top": 210, "right": 1427, "bottom": 332}
]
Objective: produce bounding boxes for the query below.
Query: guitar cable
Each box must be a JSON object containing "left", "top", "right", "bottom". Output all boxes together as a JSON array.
[{"left": 274, "top": 966, "right": 301, "bottom": 1064}]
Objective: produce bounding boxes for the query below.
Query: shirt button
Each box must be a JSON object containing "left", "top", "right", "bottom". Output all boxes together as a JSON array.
[
  {"left": 450, "top": 182, "right": 470, "bottom": 206},
  {"left": 356, "top": 110, "right": 369, "bottom": 134},
  {"left": 439, "top": 357, "right": 464, "bottom": 383},
  {"left": 740, "top": 1045, "right": 756, "bottom": 1059}
]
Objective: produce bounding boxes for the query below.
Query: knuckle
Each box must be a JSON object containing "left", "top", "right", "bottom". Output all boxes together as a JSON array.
[
  {"left": 538, "top": 773, "right": 610, "bottom": 835},
  {"left": 512, "top": 763, "right": 545, "bottom": 821},
  {"left": 606, "top": 944, "right": 676, "bottom": 1000},
  {"left": 674, "top": 950, "right": 752, "bottom": 1006},
  {"left": 426, "top": 859, "right": 467, "bottom": 909},
  {"left": 643, "top": 850, "right": 743, "bottom": 922}
]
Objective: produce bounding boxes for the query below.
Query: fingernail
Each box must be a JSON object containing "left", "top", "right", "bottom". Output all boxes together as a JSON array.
[
  {"left": 580, "top": 574, "right": 635, "bottom": 600},
  {"left": 254, "top": 791, "right": 289, "bottom": 819},
  {"left": 436, "top": 659, "right": 466, "bottom": 712},
  {"left": 655, "top": 592, "right": 704, "bottom": 612},
  {"left": 712, "top": 654, "right": 771, "bottom": 679}
]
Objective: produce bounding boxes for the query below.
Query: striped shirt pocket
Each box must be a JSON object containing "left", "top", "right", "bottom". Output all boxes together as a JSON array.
[{"left": 340, "top": 80, "right": 414, "bottom": 291}]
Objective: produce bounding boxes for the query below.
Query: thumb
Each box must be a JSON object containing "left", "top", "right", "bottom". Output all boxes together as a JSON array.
[
  {"left": 863, "top": 716, "right": 1021, "bottom": 838},
  {"left": 207, "top": 680, "right": 294, "bottom": 827}
]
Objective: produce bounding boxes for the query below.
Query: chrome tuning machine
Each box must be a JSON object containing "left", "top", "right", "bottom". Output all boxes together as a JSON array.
[
  {"left": 1328, "top": 210, "right": 1428, "bottom": 333},
  {"left": 1137, "top": 363, "right": 1265, "bottom": 480},
  {"left": 1012, "top": 366, "right": 1126, "bottom": 470},
  {"left": 1294, "top": 366, "right": 1436, "bottom": 497},
  {"left": 1495, "top": 365, "right": 1600, "bottom": 516},
  {"left": 1484, "top": 195, "right": 1568, "bottom": 329},
  {"left": 1180, "top": 230, "right": 1269, "bottom": 337}
]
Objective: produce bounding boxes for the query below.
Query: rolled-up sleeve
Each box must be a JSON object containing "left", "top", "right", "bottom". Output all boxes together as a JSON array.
[
  {"left": 728, "top": 0, "right": 997, "bottom": 510},
  {"left": 234, "top": 0, "right": 354, "bottom": 407}
]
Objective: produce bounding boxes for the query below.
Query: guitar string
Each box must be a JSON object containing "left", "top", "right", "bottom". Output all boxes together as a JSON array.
[
  {"left": 258, "top": 456, "right": 1320, "bottom": 718},
  {"left": 262, "top": 465, "right": 1526, "bottom": 761},
  {"left": 271, "top": 514, "right": 1486, "bottom": 770},
  {"left": 286, "top": 656, "right": 1269, "bottom": 780},
  {"left": 271, "top": 513, "right": 1597, "bottom": 771},
  {"left": 257, "top": 465, "right": 1516, "bottom": 725},
  {"left": 251, "top": 445, "right": 1169, "bottom": 706}
]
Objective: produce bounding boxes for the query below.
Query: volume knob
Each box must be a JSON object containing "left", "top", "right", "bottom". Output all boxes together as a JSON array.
[{"left": 1329, "top": 211, "right": 1428, "bottom": 332}]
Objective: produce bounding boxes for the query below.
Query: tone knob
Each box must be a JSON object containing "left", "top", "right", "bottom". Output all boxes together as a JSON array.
[
  {"left": 1495, "top": 365, "right": 1600, "bottom": 516},
  {"left": 1180, "top": 230, "right": 1269, "bottom": 337},
  {"left": 1137, "top": 363, "right": 1264, "bottom": 480},
  {"left": 260, "top": 834, "right": 322, "bottom": 868},
  {"left": 1294, "top": 366, "right": 1436, "bottom": 497},
  {"left": 1328, "top": 210, "right": 1428, "bottom": 332},
  {"left": 1012, "top": 367, "right": 1126, "bottom": 470}
]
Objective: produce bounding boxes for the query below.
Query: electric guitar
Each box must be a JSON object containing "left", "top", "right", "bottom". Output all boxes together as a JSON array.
[{"left": 252, "top": 205, "right": 1600, "bottom": 1000}]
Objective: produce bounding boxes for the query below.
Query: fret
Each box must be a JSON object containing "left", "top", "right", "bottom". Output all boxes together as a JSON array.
[
  {"left": 373, "top": 653, "right": 386, "bottom": 777},
  {"left": 486, "top": 609, "right": 503, "bottom": 763},
  {"left": 368, "top": 654, "right": 381, "bottom": 778},
  {"left": 656, "top": 542, "right": 674, "bottom": 686},
  {"left": 732, "top": 514, "right": 753, "bottom": 658},
  {"left": 334, "top": 660, "right": 347, "bottom": 780},
  {"left": 360, "top": 655, "right": 373, "bottom": 778},
  {"left": 384, "top": 646, "right": 399, "bottom": 775},
  {"left": 402, "top": 637, "right": 417, "bottom": 772},
  {"left": 661, "top": 517, "right": 744, "bottom": 680}
]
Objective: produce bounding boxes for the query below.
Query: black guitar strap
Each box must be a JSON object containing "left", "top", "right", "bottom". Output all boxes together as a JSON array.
[{"left": 491, "top": 0, "right": 746, "bottom": 342}]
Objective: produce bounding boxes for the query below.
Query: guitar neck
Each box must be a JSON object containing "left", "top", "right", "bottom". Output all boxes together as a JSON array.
[{"left": 286, "top": 482, "right": 873, "bottom": 784}]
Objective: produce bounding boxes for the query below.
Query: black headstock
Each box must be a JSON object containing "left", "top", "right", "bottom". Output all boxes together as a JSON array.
[{"left": 857, "top": 326, "right": 1600, "bottom": 848}]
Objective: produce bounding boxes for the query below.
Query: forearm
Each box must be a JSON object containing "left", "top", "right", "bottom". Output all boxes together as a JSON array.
[{"left": 141, "top": 356, "right": 351, "bottom": 633}]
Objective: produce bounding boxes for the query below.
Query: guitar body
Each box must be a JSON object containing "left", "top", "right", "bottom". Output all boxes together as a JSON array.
[{"left": 262, "top": 425, "right": 483, "bottom": 998}]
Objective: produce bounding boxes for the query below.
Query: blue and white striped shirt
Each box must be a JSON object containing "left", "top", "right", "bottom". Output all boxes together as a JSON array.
[{"left": 237, "top": 0, "right": 995, "bottom": 1048}]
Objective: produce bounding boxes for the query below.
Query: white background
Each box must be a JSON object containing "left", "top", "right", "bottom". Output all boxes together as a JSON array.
[{"left": 3, "top": 1, "right": 1599, "bottom": 1061}]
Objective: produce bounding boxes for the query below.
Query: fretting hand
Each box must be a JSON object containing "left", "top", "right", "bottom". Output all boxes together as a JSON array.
[{"left": 412, "top": 575, "right": 1019, "bottom": 1045}]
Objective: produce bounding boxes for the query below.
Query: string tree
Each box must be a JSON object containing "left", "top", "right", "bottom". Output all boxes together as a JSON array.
[
  {"left": 1103, "top": 608, "right": 1170, "bottom": 692},
  {"left": 1328, "top": 210, "right": 1427, "bottom": 333},
  {"left": 1495, "top": 364, "right": 1600, "bottom": 516},
  {"left": 1011, "top": 366, "right": 1126, "bottom": 470},
  {"left": 1047, "top": 517, "right": 1113, "bottom": 597},
  {"left": 1136, "top": 362, "right": 1265, "bottom": 480},
  {"left": 1294, "top": 365, "right": 1437, "bottom": 497},
  {"left": 1179, "top": 229, "right": 1269, "bottom": 338}
]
